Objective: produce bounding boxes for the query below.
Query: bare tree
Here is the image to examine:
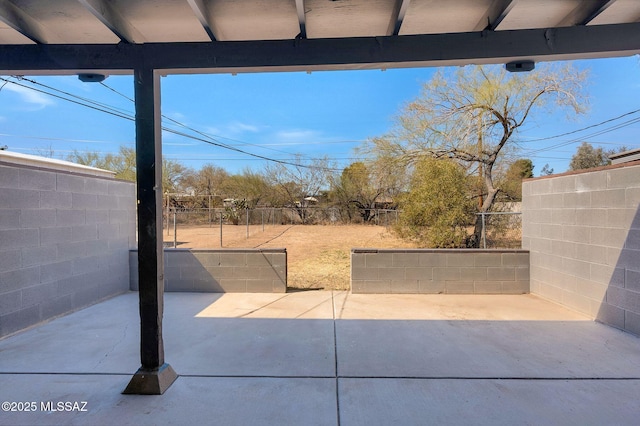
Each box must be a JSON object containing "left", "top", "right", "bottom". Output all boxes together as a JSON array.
[
  {"left": 181, "top": 164, "right": 229, "bottom": 197},
  {"left": 265, "top": 156, "right": 334, "bottom": 224},
  {"left": 363, "top": 64, "right": 587, "bottom": 246},
  {"left": 34, "top": 144, "right": 55, "bottom": 158},
  {"left": 222, "top": 169, "right": 271, "bottom": 208}
]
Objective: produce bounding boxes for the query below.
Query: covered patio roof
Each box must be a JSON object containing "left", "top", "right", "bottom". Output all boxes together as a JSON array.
[
  {"left": 2, "top": 0, "right": 640, "bottom": 395},
  {"left": 1, "top": 0, "right": 640, "bottom": 75}
]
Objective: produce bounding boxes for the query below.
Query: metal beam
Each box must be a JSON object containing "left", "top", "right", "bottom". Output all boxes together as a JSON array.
[
  {"left": 123, "top": 64, "right": 177, "bottom": 395},
  {"left": 295, "top": 0, "right": 307, "bottom": 39},
  {"left": 475, "top": 0, "right": 518, "bottom": 31},
  {"left": 78, "top": 0, "right": 145, "bottom": 43},
  {"left": 1, "top": 23, "right": 640, "bottom": 75},
  {"left": 387, "top": 0, "right": 411, "bottom": 36},
  {"left": 0, "top": 0, "right": 48, "bottom": 44},
  {"left": 187, "top": 0, "right": 217, "bottom": 41}
]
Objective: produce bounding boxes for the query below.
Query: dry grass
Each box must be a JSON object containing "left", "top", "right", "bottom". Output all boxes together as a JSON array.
[{"left": 168, "top": 224, "right": 418, "bottom": 290}]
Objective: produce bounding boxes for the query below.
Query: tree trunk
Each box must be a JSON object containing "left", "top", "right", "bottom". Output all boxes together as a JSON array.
[{"left": 470, "top": 162, "right": 498, "bottom": 247}]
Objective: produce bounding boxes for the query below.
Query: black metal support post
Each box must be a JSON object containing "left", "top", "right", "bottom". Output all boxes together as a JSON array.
[{"left": 123, "top": 66, "right": 177, "bottom": 395}]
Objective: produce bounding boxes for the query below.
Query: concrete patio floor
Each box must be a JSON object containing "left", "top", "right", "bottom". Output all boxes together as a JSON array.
[{"left": 1, "top": 291, "right": 639, "bottom": 425}]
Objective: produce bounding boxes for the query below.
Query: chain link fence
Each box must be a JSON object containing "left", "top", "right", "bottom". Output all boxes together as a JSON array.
[
  {"left": 477, "top": 211, "right": 522, "bottom": 249},
  {"left": 162, "top": 206, "right": 521, "bottom": 249},
  {"left": 162, "top": 207, "right": 402, "bottom": 248}
]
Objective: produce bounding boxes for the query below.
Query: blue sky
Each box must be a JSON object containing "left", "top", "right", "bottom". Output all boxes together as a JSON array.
[{"left": 1, "top": 55, "right": 638, "bottom": 176}]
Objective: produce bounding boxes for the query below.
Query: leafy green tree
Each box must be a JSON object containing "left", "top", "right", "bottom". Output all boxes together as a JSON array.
[
  {"left": 396, "top": 158, "right": 474, "bottom": 248},
  {"left": 68, "top": 145, "right": 188, "bottom": 193},
  {"left": 364, "top": 64, "right": 587, "bottom": 246},
  {"left": 68, "top": 145, "right": 136, "bottom": 181},
  {"left": 162, "top": 157, "right": 189, "bottom": 194},
  {"left": 568, "top": 142, "right": 609, "bottom": 170},
  {"left": 500, "top": 159, "right": 534, "bottom": 201},
  {"left": 222, "top": 169, "right": 271, "bottom": 207},
  {"left": 568, "top": 142, "right": 630, "bottom": 171},
  {"left": 330, "top": 162, "right": 398, "bottom": 223}
]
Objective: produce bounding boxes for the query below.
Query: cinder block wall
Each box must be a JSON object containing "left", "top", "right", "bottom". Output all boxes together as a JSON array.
[
  {"left": 0, "top": 161, "right": 136, "bottom": 337},
  {"left": 351, "top": 249, "right": 529, "bottom": 294},
  {"left": 130, "top": 248, "right": 287, "bottom": 293},
  {"left": 522, "top": 161, "right": 640, "bottom": 335}
]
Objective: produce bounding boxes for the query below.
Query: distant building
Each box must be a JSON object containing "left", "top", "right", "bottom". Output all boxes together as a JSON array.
[
  {"left": 609, "top": 148, "right": 640, "bottom": 165},
  {"left": 0, "top": 150, "right": 114, "bottom": 178}
]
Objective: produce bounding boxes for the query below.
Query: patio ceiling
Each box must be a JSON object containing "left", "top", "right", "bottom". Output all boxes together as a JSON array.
[{"left": 1, "top": 0, "right": 640, "bottom": 75}]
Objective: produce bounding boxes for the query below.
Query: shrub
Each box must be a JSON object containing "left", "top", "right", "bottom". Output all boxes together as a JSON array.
[{"left": 395, "top": 158, "right": 474, "bottom": 247}]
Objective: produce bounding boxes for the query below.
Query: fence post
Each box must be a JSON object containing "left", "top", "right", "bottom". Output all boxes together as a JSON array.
[
  {"left": 167, "top": 209, "right": 171, "bottom": 236},
  {"left": 262, "top": 209, "right": 264, "bottom": 232},
  {"left": 220, "top": 212, "right": 223, "bottom": 247},
  {"left": 166, "top": 196, "right": 171, "bottom": 236},
  {"left": 173, "top": 209, "right": 177, "bottom": 248},
  {"left": 481, "top": 212, "right": 486, "bottom": 249},
  {"left": 246, "top": 208, "right": 250, "bottom": 238}
]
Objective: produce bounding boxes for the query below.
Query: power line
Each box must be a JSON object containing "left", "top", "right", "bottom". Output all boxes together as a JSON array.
[
  {"left": 523, "top": 116, "right": 640, "bottom": 156},
  {"left": 0, "top": 77, "right": 134, "bottom": 121},
  {"left": 521, "top": 108, "right": 640, "bottom": 143},
  {"left": 2, "top": 77, "right": 285, "bottom": 156},
  {"left": 162, "top": 127, "right": 343, "bottom": 171},
  {"left": 99, "top": 81, "right": 134, "bottom": 102},
  {"left": 251, "top": 139, "right": 365, "bottom": 147},
  {"left": 12, "top": 146, "right": 363, "bottom": 163},
  {"left": 98, "top": 80, "right": 358, "bottom": 164},
  {"left": 2, "top": 76, "right": 341, "bottom": 171},
  {"left": 98, "top": 80, "right": 307, "bottom": 157},
  {"left": 0, "top": 133, "right": 134, "bottom": 145},
  {"left": 64, "top": 76, "right": 331, "bottom": 166},
  {"left": 5, "top": 76, "right": 134, "bottom": 119}
]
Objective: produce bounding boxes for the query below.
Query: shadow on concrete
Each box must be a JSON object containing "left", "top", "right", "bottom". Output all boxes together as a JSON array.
[{"left": 286, "top": 287, "right": 323, "bottom": 293}]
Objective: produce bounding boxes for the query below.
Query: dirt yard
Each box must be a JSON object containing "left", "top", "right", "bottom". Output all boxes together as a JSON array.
[{"left": 166, "top": 224, "right": 418, "bottom": 290}]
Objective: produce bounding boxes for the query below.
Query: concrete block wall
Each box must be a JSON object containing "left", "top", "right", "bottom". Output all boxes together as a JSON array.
[
  {"left": 0, "top": 162, "right": 136, "bottom": 337},
  {"left": 351, "top": 249, "right": 529, "bottom": 294},
  {"left": 522, "top": 161, "right": 640, "bottom": 335},
  {"left": 130, "top": 248, "right": 287, "bottom": 293}
]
